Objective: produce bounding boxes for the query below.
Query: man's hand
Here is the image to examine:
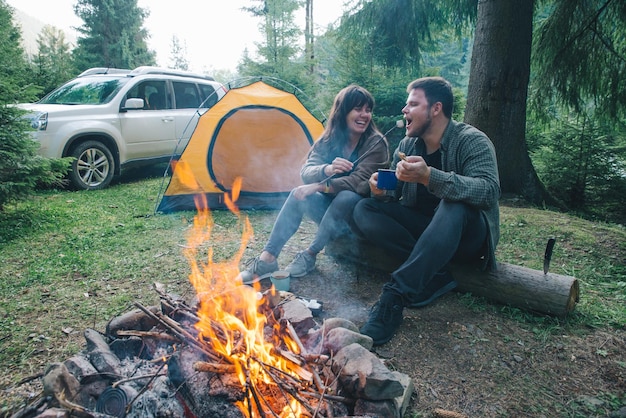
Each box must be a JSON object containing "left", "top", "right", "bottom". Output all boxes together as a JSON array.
[
  {"left": 396, "top": 155, "right": 431, "bottom": 186},
  {"left": 368, "top": 172, "right": 386, "bottom": 197}
]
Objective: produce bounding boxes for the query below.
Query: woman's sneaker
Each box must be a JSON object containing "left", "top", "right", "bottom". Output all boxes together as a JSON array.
[
  {"left": 238, "top": 257, "right": 278, "bottom": 284},
  {"left": 285, "top": 251, "right": 316, "bottom": 277}
]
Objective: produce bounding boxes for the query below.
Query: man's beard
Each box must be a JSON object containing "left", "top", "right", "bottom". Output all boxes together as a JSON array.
[{"left": 410, "top": 113, "right": 432, "bottom": 138}]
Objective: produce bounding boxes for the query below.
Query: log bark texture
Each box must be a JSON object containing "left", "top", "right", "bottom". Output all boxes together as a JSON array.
[{"left": 325, "top": 237, "right": 579, "bottom": 317}]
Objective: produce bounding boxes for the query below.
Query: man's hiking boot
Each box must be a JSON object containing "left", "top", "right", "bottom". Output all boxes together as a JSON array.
[{"left": 359, "top": 291, "right": 404, "bottom": 346}]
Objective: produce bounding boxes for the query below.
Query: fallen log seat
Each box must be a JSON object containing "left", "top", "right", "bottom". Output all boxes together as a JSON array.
[{"left": 325, "top": 237, "right": 579, "bottom": 317}]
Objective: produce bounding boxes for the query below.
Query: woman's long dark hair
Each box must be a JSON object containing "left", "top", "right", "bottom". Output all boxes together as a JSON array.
[{"left": 319, "top": 85, "right": 380, "bottom": 152}]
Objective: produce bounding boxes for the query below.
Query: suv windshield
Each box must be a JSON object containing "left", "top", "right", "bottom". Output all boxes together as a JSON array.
[{"left": 40, "top": 76, "right": 130, "bottom": 105}]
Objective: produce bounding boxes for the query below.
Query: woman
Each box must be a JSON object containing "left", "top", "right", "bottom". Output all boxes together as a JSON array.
[{"left": 240, "top": 84, "right": 389, "bottom": 283}]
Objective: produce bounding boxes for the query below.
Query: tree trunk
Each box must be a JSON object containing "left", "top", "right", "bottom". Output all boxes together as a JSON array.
[
  {"left": 464, "top": 0, "right": 548, "bottom": 205},
  {"left": 305, "top": 0, "right": 314, "bottom": 73}
]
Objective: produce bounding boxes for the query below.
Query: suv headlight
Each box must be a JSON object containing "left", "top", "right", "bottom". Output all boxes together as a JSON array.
[{"left": 31, "top": 112, "right": 48, "bottom": 131}]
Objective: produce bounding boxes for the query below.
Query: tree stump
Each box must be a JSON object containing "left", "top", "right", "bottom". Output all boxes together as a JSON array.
[{"left": 325, "top": 236, "right": 579, "bottom": 317}]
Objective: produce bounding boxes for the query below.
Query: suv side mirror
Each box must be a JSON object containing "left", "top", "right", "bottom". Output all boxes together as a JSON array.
[{"left": 123, "top": 98, "right": 145, "bottom": 110}]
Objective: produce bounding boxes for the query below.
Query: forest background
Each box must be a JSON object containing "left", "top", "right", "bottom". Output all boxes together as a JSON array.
[{"left": 0, "top": 0, "right": 625, "bottom": 222}]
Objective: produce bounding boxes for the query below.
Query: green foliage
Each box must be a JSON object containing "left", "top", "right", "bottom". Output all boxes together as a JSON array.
[
  {"left": 0, "top": 106, "right": 72, "bottom": 211},
  {"left": 239, "top": 0, "right": 305, "bottom": 82},
  {"left": 337, "top": 0, "right": 476, "bottom": 70},
  {"left": 72, "top": 0, "right": 156, "bottom": 70},
  {"left": 0, "top": 1, "right": 40, "bottom": 103},
  {"left": 0, "top": 1, "right": 71, "bottom": 210},
  {"left": 31, "top": 25, "right": 78, "bottom": 96},
  {"left": 527, "top": 110, "right": 626, "bottom": 223},
  {"left": 532, "top": 0, "right": 626, "bottom": 120}
]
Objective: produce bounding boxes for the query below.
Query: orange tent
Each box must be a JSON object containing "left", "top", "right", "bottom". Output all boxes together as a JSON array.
[{"left": 157, "top": 80, "right": 325, "bottom": 212}]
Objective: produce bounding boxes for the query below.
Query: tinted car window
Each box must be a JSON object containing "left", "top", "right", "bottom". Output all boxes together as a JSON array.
[
  {"left": 126, "top": 81, "right": 169, "bottom": 110},
  {"left": 40, "top": 77, "right": 129, "bottom": 105},
  {"left": 199, "top": 84, "right": 218, "bottom": 108},
  {"left": 173, "top": 81, "right": 200, "bottom": 109}
]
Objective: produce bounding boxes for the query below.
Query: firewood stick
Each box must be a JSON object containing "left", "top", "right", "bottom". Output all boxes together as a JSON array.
[
  {"left": 270, "top": 350, "right": 313, "bottom": 382},
  {"left": 280, "top": 385, "right": 319, "bottom": 417},
  {"left": 257, "top": 359, "right": 335, "bottom": 417},
  {"left": 254, "top": 358, "right": 303, "bottom": 388},
  {"left": 433, "top": 408, "right": 469, "bottom": 418},
  {"left": 193, "top": 361, "right": 237, "bottom": 374},
  {"left": 133, "top": 302, "right": 223, "bottom": 363},
  {"left": 255, "top": 359, "right": 321, "bottom": 417},
  {"left": 316, "top": 365, "right": 335, "bottom": 418},
  {"left": 125, "top": 359, "right": 169, "bottom": 414},
  {"left": 285, "top": 321, "right": 306, "bottom": 354},
  {"left": 299, "top": 390, "right": 352, "bottom": 404},
  {"left": 56, "top": 391, "right": 94, "bottom": 418},
  {"left": 115, "top": 329, "right": 180, "bottom": 343},
  {"left": 245, "top": 369, "right": 268, "bottom": 418},
  {"left": 311, "top": 368, "right": 326, "bottom": 395},
  {"left": 302, "top": 353, "right": 330, "bottom": 363}
]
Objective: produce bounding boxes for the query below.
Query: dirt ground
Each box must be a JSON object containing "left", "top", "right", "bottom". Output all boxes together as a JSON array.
[
  {"left": 265, "top": 227, "right": 626, "bottom": 418},
  {"left": 288, "top": 257, "right": 624, "bottom": 417}
]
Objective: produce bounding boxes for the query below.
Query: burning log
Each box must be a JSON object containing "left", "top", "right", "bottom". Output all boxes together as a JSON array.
[
  {"left": 325, "top": 236, "right": 579, "bottom": 317},
  {"left": 193, "top": 361, "right": 237, "bottom": 374}
]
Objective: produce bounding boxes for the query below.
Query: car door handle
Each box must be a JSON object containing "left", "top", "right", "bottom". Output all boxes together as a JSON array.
[{"left": 161, "top": 117, "right": 174, "bottom": 123}]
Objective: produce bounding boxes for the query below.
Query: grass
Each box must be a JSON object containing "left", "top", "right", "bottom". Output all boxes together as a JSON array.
[{"left": 0, "top": 171, "right": 625, "bottom": 415}]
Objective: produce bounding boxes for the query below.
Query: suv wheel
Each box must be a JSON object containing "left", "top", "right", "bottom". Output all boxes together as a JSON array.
[{"left": 69, "top": 141, "right": 115, "bottom": 190}]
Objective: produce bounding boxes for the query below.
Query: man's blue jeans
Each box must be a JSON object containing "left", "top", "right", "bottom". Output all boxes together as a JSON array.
[{"left": 352, "top": 199, "right": 488, "bottom": 304}]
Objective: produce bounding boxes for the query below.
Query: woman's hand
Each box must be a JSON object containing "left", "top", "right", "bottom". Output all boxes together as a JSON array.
[
  {"left": 325, "top": 157, "right": 354, "bottom": 176},
  {"left": 293, "top": 183, "right": 322, "bottom": 200},
  {"left": 396, "top": 155, "right": 431, "bottom": 185}
]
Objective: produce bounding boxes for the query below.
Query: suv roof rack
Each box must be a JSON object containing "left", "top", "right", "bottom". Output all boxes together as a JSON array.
[
  {"left": 129, "top": 66, "right": 215, "bottom": 81},
  {"left": 78, "top": 68, "right": 132, "bottom": 77}
]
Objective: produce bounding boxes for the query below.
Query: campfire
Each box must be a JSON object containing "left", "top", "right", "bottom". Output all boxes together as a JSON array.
[{"left": 13, "top": 175, "right": 413, "bottom": 418}]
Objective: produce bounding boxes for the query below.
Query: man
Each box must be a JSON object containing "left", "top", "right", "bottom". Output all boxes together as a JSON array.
[{"left": 352, "top": 76, "right": 501, "bottom": 346}]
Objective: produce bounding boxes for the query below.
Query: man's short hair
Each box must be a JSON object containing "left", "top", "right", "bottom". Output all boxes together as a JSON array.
[{"left": 407, "top": 77, "right": 454, "bottom": 118}]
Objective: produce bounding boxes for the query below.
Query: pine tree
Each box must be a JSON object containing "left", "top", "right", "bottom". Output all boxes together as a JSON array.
[
  {"left": 72, "top": 0, "right": 156, "bottom": 70},
  {"left": 33, "top": 25, "right": 77, "bottom": 95},
  {"left": 0, "top": 1, "right": 70, "bottom": 210},
  {"left": 240, "top": 0, "right": 306, "bottom": 83},
  {"left": 168, "top": 35, "right": 189, "bottom": 71}
]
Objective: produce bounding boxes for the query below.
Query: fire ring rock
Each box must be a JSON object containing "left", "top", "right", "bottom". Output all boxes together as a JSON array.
[{"left": 332, "top": 343, "right": 406, "bottom": 401}]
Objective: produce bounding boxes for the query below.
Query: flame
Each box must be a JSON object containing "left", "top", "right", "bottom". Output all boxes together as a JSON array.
[{"left": 180, "top": 165, "right": 306, "bottom": 417}]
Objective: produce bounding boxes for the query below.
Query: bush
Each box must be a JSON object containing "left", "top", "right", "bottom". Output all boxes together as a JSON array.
[{"left": 0, "top": 104, "right": 71, "bottom": 211}]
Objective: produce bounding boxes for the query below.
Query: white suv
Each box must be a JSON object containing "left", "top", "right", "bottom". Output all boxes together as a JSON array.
[{"left": 18, "top": 66, "right": 227, "bottom": 190}]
